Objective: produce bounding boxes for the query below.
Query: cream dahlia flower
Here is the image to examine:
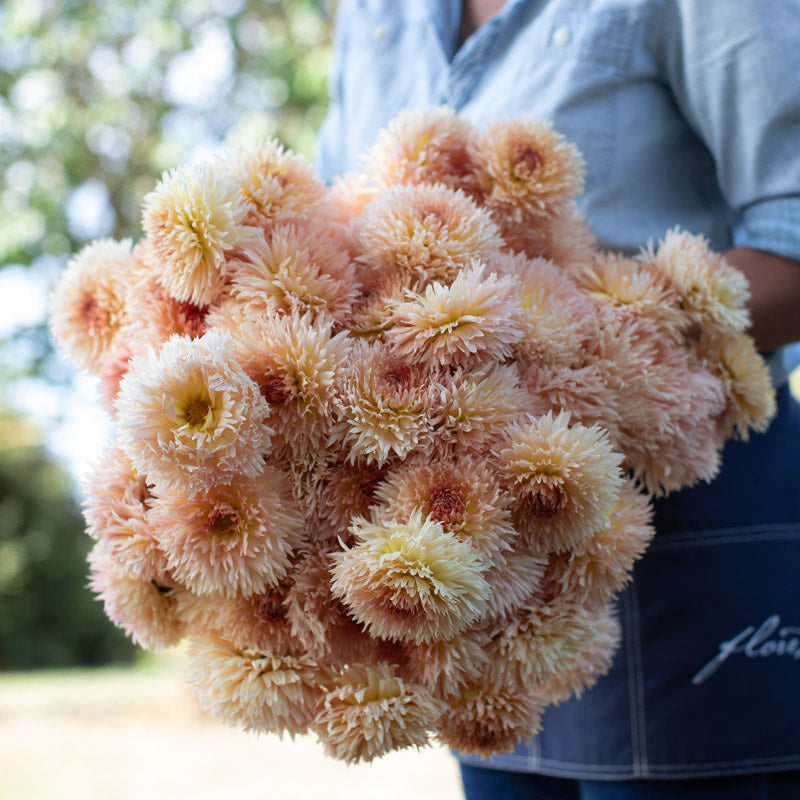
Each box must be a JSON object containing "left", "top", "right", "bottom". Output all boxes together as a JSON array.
[
  {"left": 49, "top": 238, "right": 135, "bottom": 373},
  {"left": 311, "top": 663, "right": 446, "bottom": 764},
  {"left": 142, "top": 161, "right": 261, "bottom": 306},
  {"left": 362, "top": 106, "right": 482, "bottom": 197},
  {"left": 572, "top": 252, "right": 686, "bottom": 339},
  {"left": 544, "top": 478, "right": 654, "bottom": 607},
  {"left": 436, "top": 363, "right": 529, "bottom": 456},
  {"left": 599, "top": 313, "right": 727, "bottom": 494},
  {"left": 645, "top": 228, "right": 750, "bottom": 334},
  {"left": 476, "top": 118, "right": 584, "bottom": 222},
  {"left": 148, "top": 467, "right": 305, "bottom": 598},
  {"left": 223, "top": 139, "right": 326, "bottom": 231},
  {"left": 87, "top": 547, "right": 186, "bottom": 649},
  {"left": 212, "top": 586, "right": 296, "bottom": 654},
  {"left": 334, "top": 342, "right": 439, "bottom": 465},
  {"left": 373, "top": 455, "right": 516, "bottom": 563},
  {"left": 359, "top": 183, "right": 502, "bottom": 286},
  {"left": 82, "top": 444, "right": 167, "bottom": 580},
  {"left": 436, "top": 680, "right": 544, "bottom": 757},
  {"left": 330, "top": 509, "right": 489, "bottom": 644},
  {"left": 232, "top": 311, "right": 352, "bottom": 459},
  {"left": 491, "top": 600, "right": 600, "bottom": 690},
  {"left": 386, "top": 264, "right": 525, "bottom": 367},
  {"left": 494, "top": 252, "right": 597, "bottom": 364},
  {"left": 115, "top": 330, "right": 273, "bottom": 492},
  {"left": 402, "top": 628, "right": 492, "bottom": 699},
  {"left": 188, "top": 635, "right": 322, "bottom": 736},
  {"left": 228, "top": 222, "right": 356, "bottom": 324},
  {"left": 536, "top": 604, "right": 621, "bottom": 704},
  {"left": 702, "top": 331, "right": 776, "bottom": 440},
  {"left": 499, "top": 411, "right": 624, "bottom": 553}
]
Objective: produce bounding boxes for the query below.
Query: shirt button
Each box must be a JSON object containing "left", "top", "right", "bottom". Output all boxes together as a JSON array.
[
  {"left": 372, "top": 23, "right": 388, "bottom": 40},
  {"left": 552, "top": 25, "right": 571, "bottom": 46}
]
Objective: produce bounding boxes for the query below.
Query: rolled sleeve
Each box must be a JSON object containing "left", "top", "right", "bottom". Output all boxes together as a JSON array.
[
  {"left": 734, "top": 197, "right": 800, "bottom": 263},
  {"left": 663, "top": 0, "right": 800, "bottom": 260}
]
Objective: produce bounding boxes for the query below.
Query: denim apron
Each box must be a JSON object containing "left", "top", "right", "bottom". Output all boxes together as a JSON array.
[
  {"left": 316, "top": 1, "right": 800, "bottom": 776},
  {"left": 468, "top": 384, "right": 800, "bottom": 778}
]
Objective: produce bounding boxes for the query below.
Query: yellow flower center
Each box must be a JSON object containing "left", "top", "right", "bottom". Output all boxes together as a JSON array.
[
  {"left": 181, "top": 396, "right": 213, "bottom": 429},
  {"left": 207, "top": 502, "right": 242, "bottom": 536}
]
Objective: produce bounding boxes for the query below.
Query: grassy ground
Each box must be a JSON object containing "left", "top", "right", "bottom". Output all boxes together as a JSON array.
[{"left": 0, "top": 649, "right": 463, "bottom": 800}]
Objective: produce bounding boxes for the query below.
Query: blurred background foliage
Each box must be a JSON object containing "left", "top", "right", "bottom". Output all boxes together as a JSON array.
[
  {"left": 0, "top": 408, "right": 136, "bottom": 669},
  {"left": 0, "top": 0, "right": 335, "bottom": 669}
]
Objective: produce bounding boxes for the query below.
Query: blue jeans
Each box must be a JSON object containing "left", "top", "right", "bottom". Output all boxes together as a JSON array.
[{"left": 460, "top": 764, "right": 800, "bottom": 799}]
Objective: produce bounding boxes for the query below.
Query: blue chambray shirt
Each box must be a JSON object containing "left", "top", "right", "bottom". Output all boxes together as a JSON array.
[
  {"left": 317, "top": 0, "right": 800, "bottom": 380},
  {"left": 316, "top": 0, "right": 800, "bottom": 779}
]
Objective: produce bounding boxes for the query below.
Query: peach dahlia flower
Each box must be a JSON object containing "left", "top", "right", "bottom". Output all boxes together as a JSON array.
[
  {"left": 476, "top": 118, "right": 584, "bottom": 222},
  {"left": 87, "top": 547, "right": 186, "bottom": 649},
  {"left": 142, "top": 161, "right": 262, "bottom": 306},
  {"left": 334, "top": 342, "right": 439, "bottom": 465},
  {"left": 645, "top": 228, "right": 750, "bottom": 335},
  {"left": 49, "top": 238, "right": 135, "bottom": 373},
  {"left": 330, "top": 509, "right": 489, "bottom": 644},
  {"left": 359, "top": 183, "right": 502, "bottom": 287},
  {"left": 362, "top": 106, "right": 482, "bottom": 197},
  {"left": 436, "top": 679, "right": 545, "bottom": 757},
  {"left": 373, "top": 454, "right": 517, "bottom": 563},
  {"left": 223, "top": 140, "right": 326, "bottom": 232},
  {"left": 82, "top": 443, "right": 167, "bottom": 580},
  {"left": 499, "top": 411, "right": 624, "bottom": 554},
  {"left": 385, "top": 264, "right": 525, "bottom": 368},
  {"left": 115, "top": 330, "right": 273, "bottom": 492},
  {"left": 148, "top": 467, "right": 305, "bottom": 599},
  {"left": 188, "top": 635, "right": 322, "bottom": 736},
  {"left": 312, "top": 663, "right": 445, "bottom": 764}
]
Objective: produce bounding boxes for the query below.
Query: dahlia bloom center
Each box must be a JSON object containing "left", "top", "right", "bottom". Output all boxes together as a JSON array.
[
  {"left": 178, "top": 301, "right": 209, "bottom": 327},
  {"left": 344, "top": 674, "right": 404, "bottom": 705},
  {"left": 206, "top": 502, "right": 242, "bottom": 536},
  {"left": 254, "top": 595, "right": 287, "bottom": 624},
  {"left": 512, "top": 145, "right": 544, "bottom": 180},
  {"left": 429, "top": 484, "right": 467, "bottom": 523},
  {"left": 169, "top": 371, "right": 234, "bottom": 445},
  {"left": 377, "top": 359, "right": 415, "bottom": 393},
  {"left": 80, "top": 294, "right": 110, "bottom": 330},
  {"left": 179, "top": 395, "right": 214, "bottom": 429},
  {"left": 260, "top": 373, "right": 292, "bottom": 404},
  {"left": 523, "top": 475, "right": 569, "bottom": 517}
]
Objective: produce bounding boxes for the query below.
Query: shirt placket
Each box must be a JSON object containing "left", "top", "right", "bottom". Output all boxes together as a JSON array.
[{"left": 441, "top": 0, "right": 537, "bottom": 109}]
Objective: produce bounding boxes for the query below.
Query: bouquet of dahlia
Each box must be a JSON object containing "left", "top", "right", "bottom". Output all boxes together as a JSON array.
[{"left": 49, "top": 108, "right": 775, "bottom": 763}]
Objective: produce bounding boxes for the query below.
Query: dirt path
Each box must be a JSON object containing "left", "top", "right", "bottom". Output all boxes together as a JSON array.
[{"left": 0, "top": 656, "right": 463, "bottom": 800}]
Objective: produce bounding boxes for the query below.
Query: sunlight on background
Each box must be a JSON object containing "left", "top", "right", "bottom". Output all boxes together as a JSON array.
[{"left": 1, "top": 3, "right": 798, "bottom": 799}]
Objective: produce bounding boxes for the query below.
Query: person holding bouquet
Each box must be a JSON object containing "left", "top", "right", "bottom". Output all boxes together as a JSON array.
[{"left": 316, "top": 1, "right": 800, "bottom": 797}]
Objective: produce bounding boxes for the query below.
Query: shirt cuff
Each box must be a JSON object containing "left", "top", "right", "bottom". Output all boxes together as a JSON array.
[{"left": 732, "top": 198, "right": 800, "bottom": 263}]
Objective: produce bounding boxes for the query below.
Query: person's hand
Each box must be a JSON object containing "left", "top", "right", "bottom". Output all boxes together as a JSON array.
[{"left": 723, "top": 247, "right": 800, "bottom": 350}]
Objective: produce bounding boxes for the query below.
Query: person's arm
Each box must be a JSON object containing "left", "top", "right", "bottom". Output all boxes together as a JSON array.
[
  {"left": 662, "top": 0, "right": 800, "bottom": 354},
  {"left": 723, "top": 247, "right": 800, "bottom": 351}
]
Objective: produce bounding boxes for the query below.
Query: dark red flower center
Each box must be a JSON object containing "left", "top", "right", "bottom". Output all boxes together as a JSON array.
[
  {"left": 512, "top": 144, "right": 544, "bottom": 180},
  {"left": 429, "top": 484, "right": 466, "bottom": 524}
]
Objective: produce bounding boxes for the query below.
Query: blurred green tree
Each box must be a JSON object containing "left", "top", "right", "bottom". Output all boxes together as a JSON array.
[
  {"left": 0, "top": 0, "right": 334, "bottom": 667},
  {"left": 0, "top": 0, "right": 334, "bottom": 380},
  {"left": 0, "top": 411, "right": 136, "bottom": 669}
]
